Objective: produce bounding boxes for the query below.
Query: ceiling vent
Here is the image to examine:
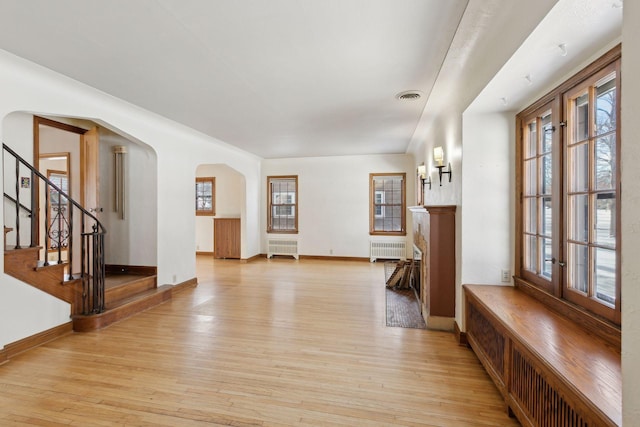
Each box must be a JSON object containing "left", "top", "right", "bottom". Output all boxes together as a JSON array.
[{"left": 396, "top": 90, "right": 423, "bottom": 101}]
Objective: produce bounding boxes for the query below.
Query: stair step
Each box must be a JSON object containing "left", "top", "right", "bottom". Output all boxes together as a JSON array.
[
  {"left": 105, "top": 274, "right": 157, "bottom": 305},
  {"left": 4, "top": 248, "right": 77, "bottom": 304},
  {"left": 35, "top": 260, "right": 68, "bottom": 271},
  {"left": 4, "top": 246, "right": 41, "bottom": 270},
  {"left": 72, "top": 285, "right": 173, "bottom": 332}
]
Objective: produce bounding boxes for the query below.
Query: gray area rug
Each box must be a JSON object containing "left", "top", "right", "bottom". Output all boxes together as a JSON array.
[{"left": 385, "top": 287, "right": 426, "bottom": 329}]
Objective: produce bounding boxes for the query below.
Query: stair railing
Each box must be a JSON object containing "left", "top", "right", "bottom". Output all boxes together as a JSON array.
[{"left": 2, "top": 143, "right": 106, "bottom": 314}]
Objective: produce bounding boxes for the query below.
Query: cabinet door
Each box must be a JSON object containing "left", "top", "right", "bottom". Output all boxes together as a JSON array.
[{"left": 214, "top": 219, "right": 240, "bottom": 259}]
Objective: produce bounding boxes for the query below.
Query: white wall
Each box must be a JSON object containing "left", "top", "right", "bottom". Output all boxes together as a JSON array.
[
  {"left": 2, "top": 112, "right": 36, "bottom": 248},
  {"left": 195, "top": 164, "right": 244, "bottom": 253},
  {"left": 460, "top": 112, "right": 515, "bottom": 290},
  {"left": 0, "top": 48, "right": 261, "bottom": 347},
  {"left": 262, "top": 154, "right": 413, "bottom": 258},
  {"left": 407, "top": 0, "right": 559, "bottom": 334},
  {"left": 98, "top": 127, "right": 158, "bottom": 266},
  {"left": 621, "top": 0, "right": 640, "bottom": 421},
  {"left": 1, "top": 113, "right": 72, "bottom": 347}
]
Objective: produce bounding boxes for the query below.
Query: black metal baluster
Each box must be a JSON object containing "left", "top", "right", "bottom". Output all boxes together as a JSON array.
[
  {"left": 93, "top": 230, "right": 99, "bottom": 312},
  {"left": 81, "top": 220, "right": 87, "bottom": 314},
  {"left": 97, "top": 231, "right": 105, "bottom": 312},
  {"left": 68, "top": 207, "right": 74, "bottom": 279},
  {"left": 56, "top": 189, "right": 62, "bottom": 264},
  {"left": 44, "top": 182, "right": 50, "bottom": 266},
  {"left": 30, "top": 169, "right": 37, "bottom": 247},
  {"left": 3, "top": 143, "right": 106, "bottom": 318},
  {"left": 14, "top": 157, "right": 21, "bottom": 249}
]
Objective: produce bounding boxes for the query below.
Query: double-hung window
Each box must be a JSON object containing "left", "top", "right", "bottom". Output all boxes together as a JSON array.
[
  {"left": 267, "top": 176, "right": 298, "bottom": 233},
  {"left": 196, "top": 177, "right": 215, "bottom": 216},
  {"left": 370, "top": 173, "right": 406, "bottom": 235},
  {"left": 516, "top": 46, "right": 620, "bottom": 325}
]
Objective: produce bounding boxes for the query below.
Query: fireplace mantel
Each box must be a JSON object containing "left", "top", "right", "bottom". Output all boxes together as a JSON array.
[{"left": 409, "top": 205, "right": 456, "bottom": 331}]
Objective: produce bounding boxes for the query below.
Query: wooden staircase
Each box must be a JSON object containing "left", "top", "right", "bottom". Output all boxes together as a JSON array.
[
  {"left": 4, "top": 247, "right": 81, "bottom": 310},
  {"left": 3, "top": 142, "right": 173, "bottom": 332},
  {"left": 73, "top": 271, "right": 172, "bottom": 331},
  {"left": 4, "top": 248, "right": 172, "bottom": 331}
]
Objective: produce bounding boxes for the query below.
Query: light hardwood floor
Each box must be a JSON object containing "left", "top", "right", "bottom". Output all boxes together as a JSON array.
[{"left": 0, "top": 256, "right": 519, "bottom": 426}]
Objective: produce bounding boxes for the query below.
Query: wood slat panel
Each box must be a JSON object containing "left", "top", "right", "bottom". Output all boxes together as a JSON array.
[{"left": 465, "top": 284, "right": 621, "bottom": 427}]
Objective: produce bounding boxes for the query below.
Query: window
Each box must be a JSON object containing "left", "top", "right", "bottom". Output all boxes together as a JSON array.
[
  {"left": 267, "top": 176, "right": 298, "bottom": 233},
  {"left": 196, "top": 177, "right": 215, "bottom": 216},
  {"left": 521, "top": 105, "right": 555, "bottom": 294},
  {"left": 516, "top": 46, "right": 620, "bottom": 325},
  {"left": 370, "top": 173, "right": 406, "bottom": 235},
  {"left": 563, "top": 64, "right": 619, "bottom": 320},
  {"left": 47, "top": 170, "right": 69, "bottom": 251}
]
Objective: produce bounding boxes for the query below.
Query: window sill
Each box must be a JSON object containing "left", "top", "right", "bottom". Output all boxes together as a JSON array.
[
  {"left": 514, "top": 276, "right": 620, "bottom": 349},
  {"left": 369, "top": 231, "right": 406, "bottom": 236}
]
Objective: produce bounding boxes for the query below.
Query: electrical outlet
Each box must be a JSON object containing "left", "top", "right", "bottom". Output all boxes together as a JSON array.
[
  {"left": 172, "top": 274, "right": 177, "bottom": 283},
  {"left": 330, "top": 249, "right": 333, "bottom": 255},
  {"left": 501, "top": 269, "right": 511, "bottom": 283}
]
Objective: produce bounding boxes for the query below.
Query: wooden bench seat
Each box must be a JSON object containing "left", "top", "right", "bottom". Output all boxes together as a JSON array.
[{"left": 464, "top": 284, "right": 621, "bottom": 427}]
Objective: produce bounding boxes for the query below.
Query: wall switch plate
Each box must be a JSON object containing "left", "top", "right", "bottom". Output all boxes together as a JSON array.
[{"left": 501, "top": 269, "right": 511, "bottom": 283}]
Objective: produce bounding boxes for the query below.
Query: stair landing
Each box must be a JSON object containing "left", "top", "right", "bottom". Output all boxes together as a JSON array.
[{"left": 73, "top": 272, "right": 172, "bottom": 332}]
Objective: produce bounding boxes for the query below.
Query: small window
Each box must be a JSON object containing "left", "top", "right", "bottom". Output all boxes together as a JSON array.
[
  {"left": 196, "top": 177, "right": 215, "bottom": 216},
  {"left": 267, "top": 176, "right": 298, "bottom": 233},
  {"left": 370, "top": 173, "right": 406, "bottom": 235},
  {"left": 47, "top": 170, "right": 69, "bottom": 251}
]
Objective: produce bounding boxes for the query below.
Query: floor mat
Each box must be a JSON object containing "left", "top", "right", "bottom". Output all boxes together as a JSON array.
[{"left": 385, "top": 287, "right": 426, "bottom": 329}]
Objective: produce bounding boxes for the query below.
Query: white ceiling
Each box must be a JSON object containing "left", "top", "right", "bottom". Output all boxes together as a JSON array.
[
  {"left": 0, "top": 0, "right": 469, "bottom": 158},
  {"left": 0, "top": 1, "right": 623, "bottom": 159},
  {"left": 468, "top": 0, "right": 622, "bottom": 114}
]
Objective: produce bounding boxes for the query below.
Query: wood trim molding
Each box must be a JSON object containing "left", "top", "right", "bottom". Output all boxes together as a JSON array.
[
  {"left": 256, "top": 254, "right": 371, "bottom": 262},
  {"left": 34, "top": 116, "right": 88, "bottom": 135},
  {"left": 196, "top": 251, "right": 214, "bottom": 256},
  {"left": 299, "top": 255, "right": 370, "bottom": 262},
  {"left": 454, "top": 321, "right": 468, "bottom": 347},
  {"left": 369, "top": 172, "right": 407, "bottom": 236},
  {"left": 2, "top": 322, "right": 73, "bottom": 361},
  {"left": 267, "top": 175, "right": 299, "bottom": 233},
  {"left": 105, "top": 264, "right": 157, "bottom": 276},
  {"left": 195, "top": 176, "right": 215, "bottom": 216},
  {"left": 241, "top": 254, "right": 264, "bottom": 263},
  {"left": 514, "top": 277, "right": 620, "bottom": 348},
  {"left": 171, "top": 277, "right": 198, "bottom": 295}
]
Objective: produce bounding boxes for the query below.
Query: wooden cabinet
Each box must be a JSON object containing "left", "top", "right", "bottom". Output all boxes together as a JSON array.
[
  {"left": 411, "top": 205, "right": 456, "bottom": 330},
  {"left": 214, "top": 218, "right": 240, "bottom": 259}
]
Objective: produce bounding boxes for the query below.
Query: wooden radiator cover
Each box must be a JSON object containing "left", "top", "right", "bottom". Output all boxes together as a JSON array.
[{"left": 464, "top": 285, "right": 619, "bottom": 427}]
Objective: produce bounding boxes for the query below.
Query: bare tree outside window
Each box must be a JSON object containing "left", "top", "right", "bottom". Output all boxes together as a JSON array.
[{"left": 369, "top": 173, "right": 406, "bottom": 235}]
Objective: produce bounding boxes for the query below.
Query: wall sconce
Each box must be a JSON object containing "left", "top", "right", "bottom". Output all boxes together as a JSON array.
[
  {"left": 417, "top": 163, "right": 431, "bottom": 190},
  {"left": 433, "top": 146, "right": 452, "bottom": 186}
]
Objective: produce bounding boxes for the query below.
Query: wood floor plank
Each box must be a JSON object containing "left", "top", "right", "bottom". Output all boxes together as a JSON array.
[{"left": 0, "top": 257, "right": 518, "bottom": 426}]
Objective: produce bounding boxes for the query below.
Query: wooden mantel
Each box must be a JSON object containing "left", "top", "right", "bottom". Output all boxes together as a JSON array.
[{"left": 410, "top": 205, "right": 456, "bottom": 330}]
